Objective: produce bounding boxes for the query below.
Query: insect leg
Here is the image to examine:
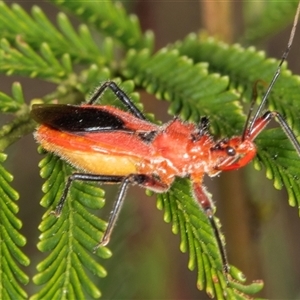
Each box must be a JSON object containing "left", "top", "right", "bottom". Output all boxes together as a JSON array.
[
  {"left": 192, "top": 182, "right": 229, "bottom": 274},
  {"left": 54, "top": 172, "right": 169, "bottom": 249},
  {"left": 242, "top": 80, "right": 264, "bottom": 141},
  {"left": 97, "top": 176, "right": 130, "bottom": 248},
  {"left": 53, "top": 173, "right": 124, "bottom": 217},
  {"left": 96, "top": 174, "right": 170, "bottom": 249},
  {"left": 88, "top": 81, "right": 147, "bottom": 120}
]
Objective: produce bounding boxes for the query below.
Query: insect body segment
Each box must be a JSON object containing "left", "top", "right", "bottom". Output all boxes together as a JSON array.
[
  {"left": 31, "top": 58, "right": 300, "bottom": 275},
  {"left": 29, "top": 2, "right": 300, "bottom": 291},
  {"left": 32, "top": 89, "right": 248, "bottom": 272},
  {"left": 33, "top": 97, "right": 259, "bottom": 186},
  {"left": 32, "top": 3, "right": 300, "bottom": 275},
  {"left": 34, "top": 107, "right": 158, "bottom": 176},
  {"left": 33, "top": 81, "right": 258, "bottom": 271}
]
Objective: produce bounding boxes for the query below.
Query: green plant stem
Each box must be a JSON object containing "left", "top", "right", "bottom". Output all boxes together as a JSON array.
[
  {"left": 0, "top": 87, "right": 85, "bottom": 152},
  {"left": 0, "top": 105, "right": 34, "bottom": 151}
]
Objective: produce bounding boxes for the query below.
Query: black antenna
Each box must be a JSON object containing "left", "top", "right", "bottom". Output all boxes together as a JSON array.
[
  {"left": 247, "top": 3, "right": 300, "bottom": 135},
  {"left": 241, "top": 80, "right": 262, "bottom": 141}
]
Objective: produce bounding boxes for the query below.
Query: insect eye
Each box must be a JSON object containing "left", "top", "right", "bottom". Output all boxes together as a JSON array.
[{"left": 226, "top": 146, "right": 236, "bottom": 156}]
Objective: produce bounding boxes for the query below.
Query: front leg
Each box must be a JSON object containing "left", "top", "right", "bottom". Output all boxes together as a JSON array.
[{"left": 193, "top": 182, "right": 229, "bottom": 274}]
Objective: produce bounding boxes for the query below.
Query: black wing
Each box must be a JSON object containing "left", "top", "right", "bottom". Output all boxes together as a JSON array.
[{"left": 31, "top": 104, "right": 126, "bottom": 132}]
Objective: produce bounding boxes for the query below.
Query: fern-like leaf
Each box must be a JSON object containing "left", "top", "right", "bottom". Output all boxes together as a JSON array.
[
  {"left": 0, "top": 0, "right": 299, "bottom": 298},
  {"left": 0, "top": 37, "right": 72, "bottom": 81},
  {"left": 31, "top": 153, "right": 111, "bottom": 299},
  {"left": 254, "top": 128, "right": 300, "bottom": 208},
  {"left": 0, "top": 83, "right": 36, "bottom": 151},
  {"left": 0, "top": 82, "right": 24, "bottom": 113},
  {"left": 242, "top": 2, "right": 299, "bottom": 43},
  {"left": 0, "top": 1, "right": 110, "bottom": 66},
  {"left": 0, "top": 153, "right": 30, "bottom": 299},
  {"left": 123, "top": 47, "right": 245, "bottom": 137},
  {"left": 157, "top": 179, "right": 264, "bottom": 298},
  {"left": 49, "top": 0, "right": 153, "bottom": 51}
]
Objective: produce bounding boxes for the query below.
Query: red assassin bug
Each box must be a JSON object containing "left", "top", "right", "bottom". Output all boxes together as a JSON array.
[{"left": 31, "top": 4, "right": 300, "bottom": 274}]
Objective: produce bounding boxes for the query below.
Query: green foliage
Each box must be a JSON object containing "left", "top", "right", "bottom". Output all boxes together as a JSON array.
[
  {"left": 31, "top": 152, "right": 111, "bottom": 299},
  {"left": 0, "top": 153, "right": 30, "bottom": 299},
  {"left": 123, "top": 47, "right": 244, "bottom": 137},
  {"left": 242, "top": 1, "right": 300, "bottom": 43},
  {"left": 49, "top": 0, "right": 154, "bottom": 51},
  {"left": 0, "top": 82, "right": 24, "bottom": 112},
  {"left": 0, "top": 1, "right": 111, "bottom": 65},
  {"left": 157, "top": 179, "right": 264, "bottom": 299},
  {"left": 0, "top": 0, "right": 299, "bottom": 299}
]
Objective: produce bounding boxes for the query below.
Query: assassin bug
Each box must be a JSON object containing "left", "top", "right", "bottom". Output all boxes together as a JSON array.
[{"left": 31, "top": 3, "right": 300, "bottom": 274}]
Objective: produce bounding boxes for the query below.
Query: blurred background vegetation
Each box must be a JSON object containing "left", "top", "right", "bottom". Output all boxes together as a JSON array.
[{"left": 1, "top": 1, "right": 300, "bottom": 299}]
